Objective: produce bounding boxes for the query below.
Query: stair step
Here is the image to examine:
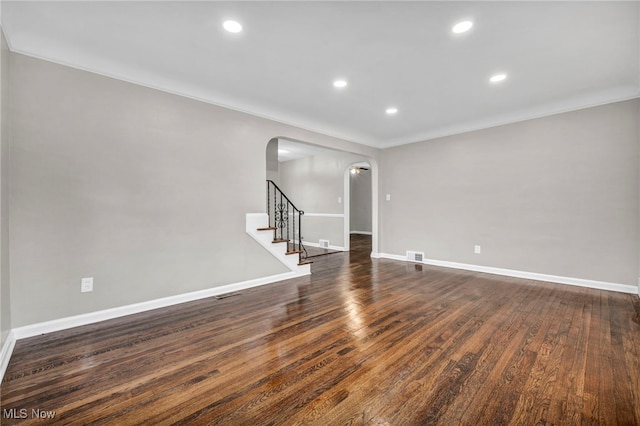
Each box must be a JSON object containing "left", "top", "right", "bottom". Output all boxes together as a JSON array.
[
  {"left": 257, "top": 227, "right": 277, "bottom": 231},
  {"left": 298, "top": 260, "right": 313, "bottom": 266},
  {"left": 285, "top": 250, "right": 302, "bottom": 255},
  {"left": 272, "top": 239, "right": 290, "bottom": 243}
]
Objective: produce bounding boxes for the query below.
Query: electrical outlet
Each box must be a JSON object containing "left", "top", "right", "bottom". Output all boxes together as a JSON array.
[
  {"left": 474, "top": 245, "right": 481, "bottom": 254},
  {"left": 386, "top": 194, "right": 391, "bottom": 201},
  {"left": 338, "top": 197, "right": 342, "bottom": 203},
  {"left": 81, "top": 277, "right": 93, "bottom": 293}
]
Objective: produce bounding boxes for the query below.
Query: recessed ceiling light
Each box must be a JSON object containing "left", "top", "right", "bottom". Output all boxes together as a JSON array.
[
  {"left": 223, "top": 20, "right": 242, "bottom": 33},
  {"left": 489, "top": 73, "right": 507, "bottom": 83},
  {"left": 386, "top": 107, "right": 398, "bottom": 115},
  {"left": 452, "top": 21, "right": 473, "bottom": 34},
  {"left": 333, "top": 80, "right": 348, "bottom": 88},
  {"left": 278, "top": 149, "right": 288, "bottom": 154}
]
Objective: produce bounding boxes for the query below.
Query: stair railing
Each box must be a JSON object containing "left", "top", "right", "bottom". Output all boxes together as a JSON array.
[{"left": 266, "top": 180, "right": 308, "bottom": 264}]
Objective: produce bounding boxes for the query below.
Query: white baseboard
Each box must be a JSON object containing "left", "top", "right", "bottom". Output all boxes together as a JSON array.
[
  {"left": 1, "top": 272, "right": 307, "bottom": 382},
  {"left": 1, "top": 269, "right": 299, "bottom": 382},
  {"left": 0, "top": 330, "right": 16, "bottom": 382},
  {"left": 350, "top": 231, "right": 372, "bottom": 235},
  {"left": 10, "top": 271, "right": 305, "bottom": 341},
  {"left": 2, "top": 214, "right": 314, "bottom": 382},
  {"left": 4, "top": 253, "right": 633, "bottom": 383},
  {"left": 302, "top": 241, "right": 347, "bottom": 251},
  {"left": 372, "top": 252, "right": 638, "bottom": 295}
]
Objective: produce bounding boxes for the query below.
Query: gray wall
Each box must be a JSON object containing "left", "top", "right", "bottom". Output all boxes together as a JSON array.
[
  {"left": 299, "top": 216, "right": 344, "bottom": 247},
  {"left": 0, "top": 29, "right": 10, "bottom": 346},
  {"left": 350, "top": 169, "right": 372, "bottom": 233},
  {"left": 9, "top": 53, "right": 378, "bottom": 327},
  {"left": 279, "top": 152, "right": 369, "bottom": 248},
  {"left": 3, "top": 45, "right": 638, "bottom": 332},
  {"left": 380, "top": 99, "right": 640, "bottom": 286}
]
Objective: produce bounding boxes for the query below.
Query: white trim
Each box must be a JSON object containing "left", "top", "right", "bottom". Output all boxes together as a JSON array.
[
  {"left": 2, "top": 214, "right": 310, "bottom": 381},
  {"left": 0, "top": 331, "right": 17, "bottom": 382},
  {"left": 374, "top": 253, "right": 639, "bottom": 295},
  {"left": 302, "top": 213, "right": 344, "bottom": 218},
  {"left": 246, "top": 213, "right": 311, "bottom": 275},
  {"left": 7, "top": 50, "right": 639, "bottom": 149},
  {"left": 11, "top": 271, "right": 303, "bottom": 341},
  {"left": 378, "top": 91, "right": 640, "bottom": 148},
  {"left": 350, "top": 231, "right": 372, "bottom": 235},
  {"left": 344, "top": 166, "right": 351, "bottom": 251},
  {"left": 6, "top": 50, "right": 378, "bottom": 148},
  {"left": 344, "top": 159, "right": 376, "bottom": 253},
  {"left": 370, "top": 161, "right": 379, "bottom": 255},
  {"left": 303, "top": 241, "right": 347, "bottom": 252}
]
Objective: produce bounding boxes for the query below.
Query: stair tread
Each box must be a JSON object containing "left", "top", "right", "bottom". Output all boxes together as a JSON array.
[
  {"left": 285, "top": 250, "right": 302, "bottom": 255},
  {"left": 298, "top": 260, "right": 313, "bottom": 265},
  {"left": 257, "top": 227, "right": 277, "bottom": 231},
  {"left": 272, "top": 239, "right": 290, "bottom": 243}
]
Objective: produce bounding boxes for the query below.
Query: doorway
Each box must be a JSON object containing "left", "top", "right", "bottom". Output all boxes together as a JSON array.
[
  {"left": 267, "top": 138, "right": 378, "bottom": 256},
  {"left": 345, "top": 162, "right": 373, "bottom": 255}
]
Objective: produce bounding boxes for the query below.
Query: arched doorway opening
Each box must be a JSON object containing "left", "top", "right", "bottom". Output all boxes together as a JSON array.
[{"left": 265, "top": 137, "right": 379, "bottom": 256}]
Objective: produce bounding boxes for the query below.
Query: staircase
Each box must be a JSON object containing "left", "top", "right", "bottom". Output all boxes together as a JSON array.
[{"left": 245, "top": 180, "right": 312, "bottom": 276}]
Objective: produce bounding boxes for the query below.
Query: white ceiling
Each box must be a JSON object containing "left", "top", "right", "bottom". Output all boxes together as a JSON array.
[
  {"left": 277, "top": 138, "right": 343, "bottom": 162},
  {"left": 2, "top": 1, "right": 638, "bottom": 148}
]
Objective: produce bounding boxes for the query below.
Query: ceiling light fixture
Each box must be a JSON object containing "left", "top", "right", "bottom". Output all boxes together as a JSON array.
[
  {"left": 386, "top": 107, "right": 398, "bottom": 115},
  {"left": 489, "top": 73, "right": 507, "bottom": 83},
  {"left": 350, "top": 166, "right": 369, "bottom": 175},
  {"left": 278, "top": 149, "right": 288, "bottom": 154},
  {"left": 333, "top": 80, "right": 348, "bottom": 88},
  {"left": 223, "top": 20, "right": 242, "bottom": 33},
  {"left": 452, "top": 20, "right": 473, "bottom": 34}
]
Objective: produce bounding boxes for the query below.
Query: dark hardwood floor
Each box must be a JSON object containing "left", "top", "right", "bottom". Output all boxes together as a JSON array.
[
  {"left": 2, "top": 234, "right": 639, "bottom": 425},
  {"left": 294, "top": 243, "right": 341, "bottom": 259}
]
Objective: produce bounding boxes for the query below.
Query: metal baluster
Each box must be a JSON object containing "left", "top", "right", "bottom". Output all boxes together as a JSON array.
[
  {"left": 273, "top": 184, "right": 277, "bottom": 231},
  {"left": 286, "top": 202, "right": 290, "bottom": 251},
  {"left": 299, "top": 210, "right": 304, "bottom": 264},
  {"left": 292, "top": 207, "right": 296, "bottom": 254},
  {"left": 265, "top": 180, "right": 307, "bottom": 264},
  {"left": 279, "top": 192, "right": 283, "bottom": 241}
]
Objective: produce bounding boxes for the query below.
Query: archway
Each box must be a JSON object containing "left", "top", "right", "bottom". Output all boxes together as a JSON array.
[
  {"left": 343, "top": 160, "right": 378, "bottom": 255},
  {"left": 265, "top": 137, "right": 379, "bottom": 256}
]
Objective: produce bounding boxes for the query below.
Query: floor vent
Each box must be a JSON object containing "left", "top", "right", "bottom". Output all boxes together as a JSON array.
[
  {"left": 406, "top": 251, "right": 424, "bottom": 263},
  {"left": 216, "top": 292, "right": 241, "bottom": 300},
  {"left": 319, "top": 239, "right": 330, "bottom": 248}
]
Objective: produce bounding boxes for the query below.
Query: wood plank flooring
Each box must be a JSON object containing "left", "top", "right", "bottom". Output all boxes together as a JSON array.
[{"left": 2, "top": 235, "right": 639, "bottom": 425}]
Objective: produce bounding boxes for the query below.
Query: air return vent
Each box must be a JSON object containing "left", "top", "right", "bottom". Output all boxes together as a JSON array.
[
  {"left": 406, "top": 251, "right": 424, "bottom": 262},
  {"left": 216, "top": 292, "right": 241, "bottom": 300},
  {"left": 319, "top": 239, "right": 330, "bottom": 248}
]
